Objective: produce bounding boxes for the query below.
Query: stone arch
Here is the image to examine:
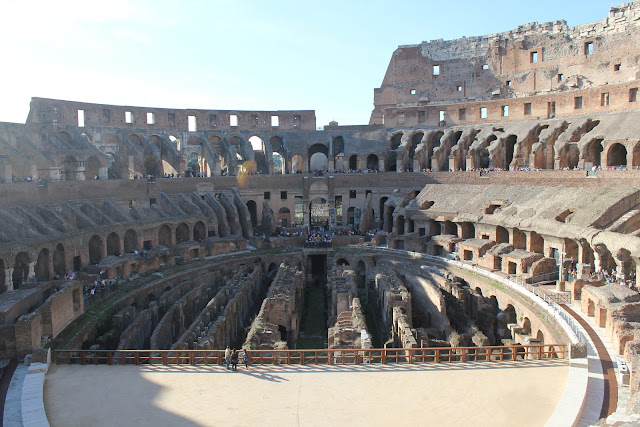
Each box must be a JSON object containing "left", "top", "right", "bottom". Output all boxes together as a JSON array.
[
  {"left": 460, "top": 222, "right": 475, "bottom": 239},
  {"left": 536, "top": 330, "right": 544, "bottom": 345},
  {"left": 512, "top": 228, "right": 526, "bottom": 250},
  {"left": 124, "top": 229, "right": 138, "bottom": 253},
  {"left": 587, "top": 299, "right": 595, "bottom": 317},
  {"left": 158, "top": 225, "right": 172, "bottom": 246},
  {"left": 584, "top": 138, "right": 604, "bottom": 167},
  {"left": 348, "top": 154, "right": 358, "bottom": 170},
  {"left": 443, "top": 221, "right": 457, "bottom": 236},
  {"left": 633, "top": 140, "right": 640, "bottom": 168},
  {"left": 246, "top": 200, "right": 258, "bottom": 227},
  {"left": 35, "top": 248, "right": 50, "bottom": 281},
  {"left": 175, "top": 223, "right": 190, "bottom": 243},
  {"left": 12, "top": 252, "right": 30, "bottom": 289},
  {"left": 387, "top": 132, "right": 403, "bottom": 171},
  {"left": 88, "top": 235, "right": 103, "bottom": 265},
  {"left": 607, "top": 143, "right": 628, "bottom": 167},
  {"left": 336, "top": 258, "right": 350, "bottom": 266},
  {"left": 332, "top": 136, "right": 345, "bottom": 157},
  {"left": 530, "top": 231, "right": 544, "bottom": 253},
  {"left": 143, "top": 155, "right": 162, "bottom": 177},
  {"left": 106, "top": 232, "right": 120, "bottom": 256},
  {"left": 85, "top": 156, "right": 102, "bottom": 179},
  {"left": 367, "top": 154, "right": 379, "bottom": 171},
  {"left": 496, "top": 226, "right": 509, "bottom": 244},
  {"left": 193, "top": 221, "right": 206, "bottom": 242},
  {"left": 53, "top": 243, "right": 65, "bottom": 277},
  {"left": 62, "top": 156, "right": 78, "bottom": 181},
  {"left": 249, "top": 136, "right": 269, "bottom": 174},
  {"left": 504, "top": 135, "right": 517, "bottom": 170},
  {"left": 278, "top": 207, "right": 290, "bottom": 227},
  {"left": 308, "top": 144, "right": 329, "bottom": 171}
]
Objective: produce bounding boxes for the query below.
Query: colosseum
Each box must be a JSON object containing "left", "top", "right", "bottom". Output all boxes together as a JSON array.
[{"left": 2, "top": 2, "right": 640, "bottom": 426}]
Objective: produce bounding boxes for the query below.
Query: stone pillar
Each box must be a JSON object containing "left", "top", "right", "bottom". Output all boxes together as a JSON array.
[
  {"left": 75, "top": 166, "right": 86, "bottom": 181},
  {"left": 0, "top": 161, "right": 12, "bottom": 182},
  {"left": 448, "top": 156, "right": 456, "bottom": 172},
  {"left": 213, "top": 159, "right": 221, "bottom": 176},
  {"left": 98, "top": 166, "right": 108, "bottom": 180},
  {"left": 49, "top": 167, "right": 62, "bottom": 181},
  {"left": 303, "top": 157, "right": 309, "bottom": 173},
  {"left": 413, "top": 158, "right": 420, "bottom": 172},
  {"left": 378, "top": 158, "right": 385, "bottom": 171},
  {"left": 27, "top": 261, "right": 36, "bottom": 281},
  {"left": 5, "top": 268, "right": 13, "bottom": 291},
  {"left": 396, "top": 158, "right": 402, "bottom": 173}
]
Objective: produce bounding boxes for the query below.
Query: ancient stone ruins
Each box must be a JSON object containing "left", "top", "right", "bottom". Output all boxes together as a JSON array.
[{"left": 3, "top": 1, "right": 640, "bottom": 424}]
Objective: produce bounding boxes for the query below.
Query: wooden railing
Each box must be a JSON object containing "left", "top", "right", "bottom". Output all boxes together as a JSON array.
[{"left": 53, "top": 344, "right": 566, "bottom": 366}]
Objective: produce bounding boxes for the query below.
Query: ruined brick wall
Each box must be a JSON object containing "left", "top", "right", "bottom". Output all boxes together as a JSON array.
[{"left": 371, "top": 2, "right": 640, "bottom": 127}]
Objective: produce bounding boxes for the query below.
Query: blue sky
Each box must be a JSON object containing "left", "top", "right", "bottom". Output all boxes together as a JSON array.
[{"left": 0, "top": 0, "right": 621, "bottom": 127}]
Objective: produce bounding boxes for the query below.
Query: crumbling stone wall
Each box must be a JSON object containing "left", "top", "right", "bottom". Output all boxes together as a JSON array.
[
  {"left": 327, "top": 265, "right": 371, "bottom": 349},
  {"left": 244, "top": 263, "right": 304, "bottom": 350}
]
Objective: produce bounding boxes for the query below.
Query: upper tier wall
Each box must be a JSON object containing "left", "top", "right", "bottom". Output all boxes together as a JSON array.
[{"left": 26, "top": 98, "right": 317, "bottom": 131}]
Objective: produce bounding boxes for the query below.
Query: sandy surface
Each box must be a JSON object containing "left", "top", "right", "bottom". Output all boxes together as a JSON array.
[{"left": 44, "top": 359, "right": 568, "bottom": 426}]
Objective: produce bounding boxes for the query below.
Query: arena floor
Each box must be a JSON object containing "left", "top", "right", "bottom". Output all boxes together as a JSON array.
[{"left": 44, "top": 359, "right": 568, "bottom": 426}]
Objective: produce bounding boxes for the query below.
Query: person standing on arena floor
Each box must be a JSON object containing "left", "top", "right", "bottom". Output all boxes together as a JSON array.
[{"left": 225, "top": 346, "right": 231, "bottom": 370}]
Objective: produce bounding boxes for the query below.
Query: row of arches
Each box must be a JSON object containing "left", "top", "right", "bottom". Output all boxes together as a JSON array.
[{"left": 0, "top": 221, "right": 210, "bottom": 293}]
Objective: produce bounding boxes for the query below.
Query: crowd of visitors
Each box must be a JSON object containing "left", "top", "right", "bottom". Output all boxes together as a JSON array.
[{"left": 586, "top": 268, "right": 637, "bottom": 291}]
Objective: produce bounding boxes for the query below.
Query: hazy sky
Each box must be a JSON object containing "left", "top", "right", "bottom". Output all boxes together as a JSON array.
[{"left": 0, "top": 0, "right": 621, "bottom": 127}]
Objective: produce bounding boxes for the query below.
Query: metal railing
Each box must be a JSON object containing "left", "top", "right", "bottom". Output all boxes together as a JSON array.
[
  {"left": 53, "top": 344, "right": 566, "bottom": 366},
  {"left": 349, "top": 246, "right": 588, "bottom": 344}
]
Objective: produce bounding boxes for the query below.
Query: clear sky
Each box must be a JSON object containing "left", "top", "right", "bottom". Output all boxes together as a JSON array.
[{"left": 0, "top": 0, "right": 621, "bottom": 127}]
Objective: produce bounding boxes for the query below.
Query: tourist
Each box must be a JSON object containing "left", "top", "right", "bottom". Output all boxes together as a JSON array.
[
  {"left": 231, "top": 349, "right": 238, "bottom": 371},
  {"left": 225, "top": 346, "right": 231, "bottom": 370},
  {"left": 243, "top": 349, "right": 249, "bottom": 370}
]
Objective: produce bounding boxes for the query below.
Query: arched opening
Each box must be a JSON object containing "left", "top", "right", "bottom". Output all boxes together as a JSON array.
[
  {"left": 337, "top": 258, "right": 350, "bottom": 266},
  {"left": 278, "top": 325, "right": 288, "bottom": 342},
  {"left": 367, "top": 154, "right": 379, "bottom": 171},
  {"left": 348, "top": 154, "right": 358, "bottom": 170},
  {"left": 408, "top": 132, "right": 424, "bottom": 170},
  {"left": 504, "top": 135, "right": 517, "bottom": 170},
  {"left": 106, "top": 153, "right": 123, "bottom": 179},
  {"left": 567, "top": 144, "right": 580, "bottom": 169},
  {"left": 386, "top": 133, "right": 403, "bottom": 171},
  {"left": 310, "top": 197, "right": 328, "bottom": 227},
  {"left": 246, "top": 200, "right": 258, "bottom": 227},
  {"left": 309, "top": 143, "right": 329, "bottom": 171},
  {"left": 249, "top": 136, "right": 269, "bottom": 174},
  {"left": 496, "top": 226, "right": 509, "bottom": 244},
  {"left": 143, "top": 155, "right": 162, "bottom": 177},
  {"left": 175, "top": 223, "right": 190, "bottom": 243},
  {"left": 158, "top": 225, "right": 172, "bottom": 246},
  {"left": 85, "top": 156, "right": 102, "bottom": 179},
  {"left": 585, "top": 139, "right": 603, "bottom": 167},
  {"left": 460, "top": 222, "right": 475, "bottom": 239},
  {"left": 587, "top": 299, "right": 595, "bottom": 317},
  {"left": 193, "top": 221, "right": 206, "bottom": 242},
  {"left": 443, "top": 221, "right": 457, "bottom": 236},
  {"left": 536, "top": 330, "right": 544, "bottom": 345},
  {"left": 272, "top": 152, "right": 284, "bottom": 174},
  {"left": 186, "top": 152, "right": 201, "bottom": 177},
  {"left": 35, "top": 248, "right": 50, "bottom": 281},
  {"left": 290, "top": 154, "right": 304, "bottom": 173},
  {"left": 62, "top": 156, "right": 78, "bottom": 181},
  {"left": 53, "top": 244, "right": 65, "bottom": 277},
  {"left": 428, "top": 132, "right": 444, "bottom": 170},
  {"left": 512, "top": 228, "right": 526, "bottom": 250},
  {"left": 88, "top": 235, "right": 103, "bottom": 265},
  {"left": 12, "top": 252, "right": 30, "bottom": 288},
  {"left": 278, "top": 207, "right": 290, "bottom": 228},
  {"left": 607, "top": 143, "right": 628, "bottom": 167},
  {"left": 270, "top": 136, "right": 286, "bottom": 174},
  {"left": 530, "top": 231, "right": 544, "bottom": 253},
  {"left": 106, "top": 232, "right": 120, "bottom": 256},
  {"left": 124, "top": 229, "right": 137, "bottom": 253},
  {"left": 384, "top": 205, "right": 394, "bottom": 233},
  {"left": 395, "top": 215, "right": 405, "bottom": 235}
]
